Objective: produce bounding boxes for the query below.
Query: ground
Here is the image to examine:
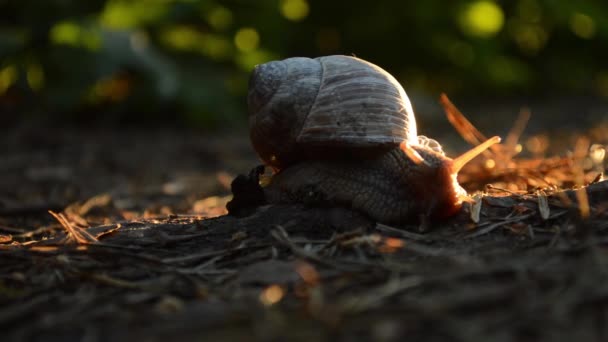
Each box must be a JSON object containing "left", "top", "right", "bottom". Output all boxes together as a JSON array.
[{"left": 1, "top": 112, "right": 607, "bottom": 341}]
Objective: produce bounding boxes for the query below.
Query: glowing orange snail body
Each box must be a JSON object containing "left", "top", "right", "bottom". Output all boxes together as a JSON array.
[{"left": 247, "top": 55, "right": 499, "bottom": 225}]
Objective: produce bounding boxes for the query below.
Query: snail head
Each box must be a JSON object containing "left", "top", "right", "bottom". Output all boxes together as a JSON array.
[{"left": 400, "top": 136, "right": 501, "bottom": 219}]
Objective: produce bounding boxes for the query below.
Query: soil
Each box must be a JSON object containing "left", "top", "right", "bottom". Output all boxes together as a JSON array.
[{"left": 1, "top": 115, "right": 608, "bottom": 342}]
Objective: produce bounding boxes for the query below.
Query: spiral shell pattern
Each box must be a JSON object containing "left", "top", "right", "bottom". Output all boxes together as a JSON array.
[{"left": 248, "top": 55, "right": 417, "bottom": 169}]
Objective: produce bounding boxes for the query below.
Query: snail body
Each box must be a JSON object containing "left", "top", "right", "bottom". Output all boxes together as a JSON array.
[
  {"left": 264, "top": 145, "right": 464, "bottom": 223},
  {"left": 247, "top": 55, "right": 499, "bottom": 225}
]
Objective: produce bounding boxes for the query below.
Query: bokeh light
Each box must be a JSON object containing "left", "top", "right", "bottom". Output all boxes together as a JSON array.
[
  {"left": 100, "top": 0, "right": 167, "bottom": 30},
  {"left": 234, "top": 28, "right": 260, "bottom": 52},
  {"left": 259, "top": 284, "right": 285, "bottom": 306},
  {"left": 589, "top": 144, "right": 606, "bottom": 164},
  {"left": 509, "top": 22, "right": 548, "bottom": 55},
  {"left": 49, "top": 21, "right": 100, "bottom": 50},
  {"left": 525, "top": 135, "right": 549, "bottom": 155},
  {"left": 50, "top": 21, "right": 80, "bottom": 45},
  {"left": 280, "top": 0, "right": 309, "bottom": 22},
  {"left": 0, "top": 65, "right": 17, "bottom": 94},
  {"left": 160, "top": 26, "right": 204, "bottom": 51},
  {"left": 459, "top": 1, "right": 505, "bottom": 38},
  {"left": 206, "top": 6, "right": 233, "bottom": 31},
  {"left": 201, "top": 34, "right": 232, "bottom": 60},
  {"left": 570, "top": 13, "right": 595, "bottom": 39},
  {"left": 26, "top": 64, "right": 44, "bottom": 91},
  {"left": 2, "top": 0, "right": 608, "bottom": 124}
]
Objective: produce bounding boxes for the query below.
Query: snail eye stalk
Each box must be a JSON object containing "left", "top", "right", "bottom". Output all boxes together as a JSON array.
[
  {"left": 399, "top": 141, "right": 431, "bottom": 166},
  {"left": 451, "top": 136, "right": 501, "bottom": 173}
]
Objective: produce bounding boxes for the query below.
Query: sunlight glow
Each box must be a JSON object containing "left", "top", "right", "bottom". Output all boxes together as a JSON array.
[
  {"left": 459, "top": 1, "right": 504, "bottom": 38},
  {"left": 589, "top": 144, "right": 606, "bottom": 164}
]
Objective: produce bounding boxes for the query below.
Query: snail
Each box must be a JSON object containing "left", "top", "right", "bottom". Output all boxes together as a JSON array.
[{"left": 247, "top": 55, "right": 500, "bottom": 225}]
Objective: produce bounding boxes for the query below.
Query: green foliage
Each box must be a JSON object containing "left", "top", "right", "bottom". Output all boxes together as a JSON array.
[{"left": 1, "top": 0, "right": 607, "bottom": 125}]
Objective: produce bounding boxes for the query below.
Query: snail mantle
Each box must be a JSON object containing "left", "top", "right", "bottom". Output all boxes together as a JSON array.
[{"left": 236, "top": 55, "right": 500, "bottom": 226}]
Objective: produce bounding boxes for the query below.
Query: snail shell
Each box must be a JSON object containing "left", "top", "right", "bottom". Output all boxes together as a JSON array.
[
  {"left": 247, "top": 55, "right": 500, "bottom": 225},
  {"left": 248, "top": 55, "right": 417, "bottom": 169}
]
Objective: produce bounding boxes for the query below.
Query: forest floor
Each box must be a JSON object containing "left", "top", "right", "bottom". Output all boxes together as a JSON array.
[{"left": 1, "top": 109, "right": 608, "bottom": 341}]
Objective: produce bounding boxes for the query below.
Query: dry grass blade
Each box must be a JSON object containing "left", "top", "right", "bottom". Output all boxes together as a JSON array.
[
  {"left": 88, "top": 273, "right": 142, "bottom": 289},
  {"left": 375, "top": 223, "right": 435, "bottom": 242},
  {"left": 572, "top": 137, "right": 591, "bottom": 218},
  {"left": 440, "top": 94, "right": 491, "bottom": 148},
  {"left": 0, "top": 225, "right": 26, "bottom": 234},
  {"left": 465, "top": 214, "right": 534, "bottom": 239},
  {"left": 486, "top": 184, "right": 525, "bottom": 196},
  {"left": 49, "top": 210, "right": 98, "bottom": 244},
  {"left": 271, "top": 225, "right": 338, "bottom": 268},
  {"left": 162, "top": 248, "right": 241, "bottom": 264}
]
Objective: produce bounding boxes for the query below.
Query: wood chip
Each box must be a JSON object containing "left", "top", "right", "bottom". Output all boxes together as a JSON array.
[
  {"left": 537, "top": 191, "right": 550, "bottom": 220},
  {"left": 470, "top": 194, "right": 482, "bottom": 223}
]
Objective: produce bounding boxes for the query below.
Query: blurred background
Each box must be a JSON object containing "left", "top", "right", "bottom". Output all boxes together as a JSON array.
[
  {"left": 0, "top": 0, "right": 607, "bottom": 234},
  {"left": 1, "top": 0, "right": 608, "bottom": 127}
]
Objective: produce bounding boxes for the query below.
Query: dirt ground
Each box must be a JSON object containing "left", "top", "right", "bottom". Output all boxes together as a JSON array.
[{"left": 1, "top": 107, "right": 608, "bottom": 341}]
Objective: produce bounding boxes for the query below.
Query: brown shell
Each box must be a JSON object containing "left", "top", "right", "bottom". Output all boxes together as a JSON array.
[{"left": 248, "top": 55, "right": 417, "bottom": 169}]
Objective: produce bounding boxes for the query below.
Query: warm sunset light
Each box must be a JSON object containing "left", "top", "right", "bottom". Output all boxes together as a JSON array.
[{"left": 3, "top": 1, "right": 608, "bottom": 340}]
